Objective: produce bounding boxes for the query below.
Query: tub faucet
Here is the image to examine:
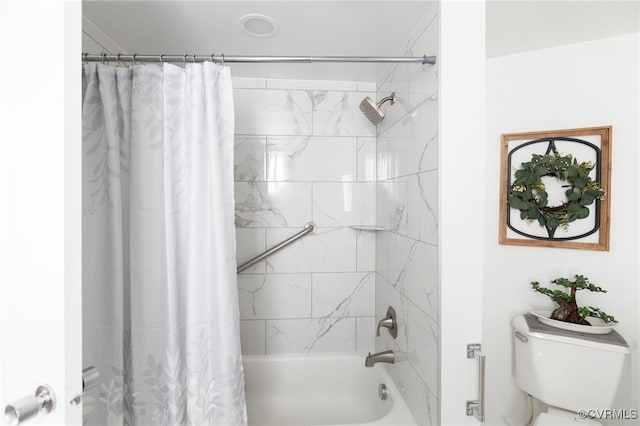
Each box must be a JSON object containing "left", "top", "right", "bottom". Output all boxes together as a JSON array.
[{"left": 365, "top": 350, "right": 395, "bottom": 367}]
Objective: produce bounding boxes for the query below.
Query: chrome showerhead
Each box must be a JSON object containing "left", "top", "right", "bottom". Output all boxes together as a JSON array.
[{"left": 359, "top": 92, "right": 395, "bottom": 125}]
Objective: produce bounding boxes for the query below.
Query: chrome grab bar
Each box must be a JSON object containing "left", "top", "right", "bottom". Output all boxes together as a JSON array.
[
  {"left": 466, "top": 343, "right": 485, "bottom": 422},
  {"left": 237, "top": 222, "right": 316, "bottom": 273}
]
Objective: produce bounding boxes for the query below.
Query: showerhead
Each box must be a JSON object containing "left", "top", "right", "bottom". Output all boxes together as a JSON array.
[{"left": 359, "top": 92, "right": 395, "bottom": 125}]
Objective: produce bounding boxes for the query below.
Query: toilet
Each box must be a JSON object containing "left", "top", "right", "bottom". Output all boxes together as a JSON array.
[{"left": 512, "top": 314, "right": 634, "bottom": 425}]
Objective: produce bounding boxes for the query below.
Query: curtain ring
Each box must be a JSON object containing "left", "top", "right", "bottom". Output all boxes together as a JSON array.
[
  {"left": 132, "top": 53, "right": 137, "bottom": 66},
  {"left": 116, "top": 53, "right": 122, "bottom": 66},
  {"left": 82, "top": 53, "right": 88, "bottom": 65},
  {"left": 159, "top": 54, "right": 164, "bottom": 63},
  {"left": 221, "top": 53, "right": 224, "bottom": 65},
  {"left": 183, "top": 54, "right": 187, "bottom": 63},
  {"left": 101, "top": 52, "right": 107, "bottom": 65},
  {"left": 192, "top": 53, "right": 196, "bottom": 63},
  {"left": 210, "top": 53, "right": 215, "bottom": 63}
]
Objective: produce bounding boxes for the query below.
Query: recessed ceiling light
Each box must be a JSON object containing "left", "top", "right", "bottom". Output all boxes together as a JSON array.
[{"left": 239, "top": 14, "right": 279, "bottom": 38}]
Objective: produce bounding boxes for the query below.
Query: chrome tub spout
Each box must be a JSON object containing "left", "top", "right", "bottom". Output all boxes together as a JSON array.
[{"left": 365, "top": 350, "right": 395, "bottom": 367}]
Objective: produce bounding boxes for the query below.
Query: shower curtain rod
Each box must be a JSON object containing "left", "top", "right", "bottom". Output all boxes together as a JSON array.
[{"left": 82, "top": 53, "right": 436, "bottom": 65}]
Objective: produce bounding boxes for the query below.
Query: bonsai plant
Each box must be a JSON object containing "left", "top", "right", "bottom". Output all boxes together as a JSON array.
[{"left": 530, "top": 274, "right": 617, "bottom": 325}]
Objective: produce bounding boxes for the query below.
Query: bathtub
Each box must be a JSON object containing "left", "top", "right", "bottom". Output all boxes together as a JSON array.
[{"left": 242, "top": 353, "right": 417, "bottom": 426}]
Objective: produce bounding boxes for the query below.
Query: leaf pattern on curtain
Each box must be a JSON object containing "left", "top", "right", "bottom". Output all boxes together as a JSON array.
[{"left": 82, "top": 62, "right": 247, "bottom": 426}]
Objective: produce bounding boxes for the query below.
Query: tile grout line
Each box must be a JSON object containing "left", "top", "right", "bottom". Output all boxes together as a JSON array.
[{"left": 310, "top": 272, "right": 314, "bottom": 319}]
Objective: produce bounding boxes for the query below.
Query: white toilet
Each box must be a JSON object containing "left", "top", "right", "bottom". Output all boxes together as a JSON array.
[{"left": 512, "top": 315, "right": 634, "bottom": 425}]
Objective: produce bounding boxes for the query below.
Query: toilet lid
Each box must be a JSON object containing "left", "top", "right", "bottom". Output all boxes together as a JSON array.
[{"left": 534, "top": 412, "right": 603, "bottom": 426}]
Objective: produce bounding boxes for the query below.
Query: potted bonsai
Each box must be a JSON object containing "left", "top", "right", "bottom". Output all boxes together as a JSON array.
[{"left": 530, "top": 274, "right": 617, "bottom": 326}]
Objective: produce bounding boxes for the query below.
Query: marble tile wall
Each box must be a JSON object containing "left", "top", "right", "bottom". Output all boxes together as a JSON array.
[
  {"left": 233, "top": 77, "right": 378, "bottom": 355},
  {"left": 375, "top": 9, "right": 439, "bottom": 426}
]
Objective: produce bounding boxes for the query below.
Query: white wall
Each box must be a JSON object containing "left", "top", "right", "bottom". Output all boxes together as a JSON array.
[{"left": 484, "top": 33, "right": 640, "bottom": 425}]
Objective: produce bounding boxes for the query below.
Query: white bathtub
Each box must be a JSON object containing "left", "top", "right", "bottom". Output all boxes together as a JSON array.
[{"left": 242, "top": 353, "right": 417, "bottom": 426}]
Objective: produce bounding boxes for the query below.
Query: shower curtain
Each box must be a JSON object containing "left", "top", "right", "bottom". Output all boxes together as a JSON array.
[{"left": 82, "top": 62, "right": 247, "bottom": 426}]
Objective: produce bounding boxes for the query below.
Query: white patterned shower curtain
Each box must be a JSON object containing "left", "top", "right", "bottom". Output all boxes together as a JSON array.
[{"left": 82, "top": 62, "right": 247, "bottom": 426}]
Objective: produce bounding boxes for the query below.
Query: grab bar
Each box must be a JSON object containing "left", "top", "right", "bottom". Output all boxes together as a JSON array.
[
  {"left": 237, "top": 222, "right": 316, "bottom": 273},
  {"left": 466, "top": 343, "right": 485, "bottom": 422}
]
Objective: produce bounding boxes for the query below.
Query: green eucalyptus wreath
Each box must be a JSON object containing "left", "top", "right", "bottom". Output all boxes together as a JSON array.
[{"left": 508, "top": 153, "right": 605, "bottom": 231}]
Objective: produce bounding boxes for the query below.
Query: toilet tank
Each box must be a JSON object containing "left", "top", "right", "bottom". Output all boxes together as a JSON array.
[{"left": 512, "top": 315, "right": 633, "bottom": 412}]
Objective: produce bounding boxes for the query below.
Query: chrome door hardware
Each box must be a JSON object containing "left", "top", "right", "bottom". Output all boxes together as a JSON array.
[
  {"left": 376, "top": 306, "right": 398, "bottom": 338},
  {"left": 4, "top": 384, "right": 56, "bottom": 425},
  {"left": 466, "top": 343, "right": 485, "bottom": 422}
]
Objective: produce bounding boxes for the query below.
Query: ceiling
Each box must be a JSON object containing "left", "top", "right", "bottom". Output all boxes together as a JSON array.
[
  {"left": 486, "top": 1, "right": 639, "bottom": 58},
  {"left": 82, "top": 1, "right": 640, "bottom": 81},
  {"left": 82, "top": 1, "right": 433, "bottom": 82}
]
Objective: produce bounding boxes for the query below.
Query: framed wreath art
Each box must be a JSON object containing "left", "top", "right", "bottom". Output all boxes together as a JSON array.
[{"left": 499, "top": 126, "right": 611, "bottom": 251}]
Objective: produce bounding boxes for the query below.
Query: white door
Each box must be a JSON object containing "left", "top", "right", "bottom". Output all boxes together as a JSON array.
[{"left": 0, "top": 1, "right": 81, "bottom": 425}]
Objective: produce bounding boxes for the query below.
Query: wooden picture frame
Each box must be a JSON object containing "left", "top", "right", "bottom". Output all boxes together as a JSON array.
[{"left": 499, "top": 126, "right": 611, "bottom": 251}]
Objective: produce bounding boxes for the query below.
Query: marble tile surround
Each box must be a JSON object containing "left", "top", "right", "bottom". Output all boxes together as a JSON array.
[
  {"left": 375, "top": 10, "right": 440, "bottom": 426},
  {"left": 233, "top": 9, "right": 440, "bottom": 425},
  {"left": 234, "top": 79, "right": 377, "bottom": 356}
]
